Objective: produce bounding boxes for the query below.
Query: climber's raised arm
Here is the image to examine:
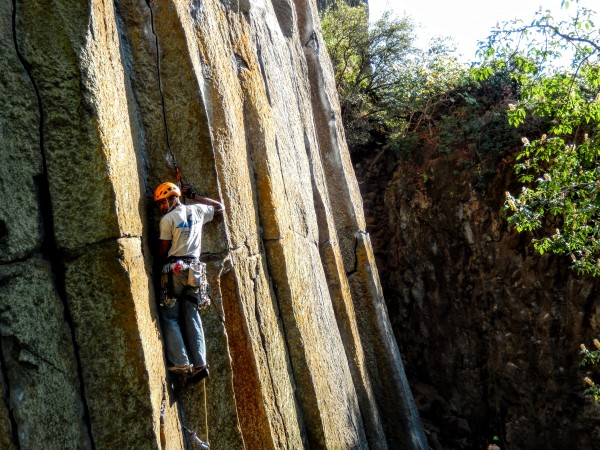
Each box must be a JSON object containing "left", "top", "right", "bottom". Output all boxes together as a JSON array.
[{"left": 181, "top": 185, "right": 224, "bottom": 215}]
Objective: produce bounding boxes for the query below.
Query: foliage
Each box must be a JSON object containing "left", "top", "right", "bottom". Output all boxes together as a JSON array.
[
  {"left": 320, "top": 1, "right": 468, "bottom": 152},
  {"left": 580, "top": 340, "right": 600, "bottom": 405},
  {"left": 477, "top": 0, "right": 600, "bottom": 275},
  {"left": 320, "top": 1, "right": 521, "bottom": 169},
  {"left": 320, "top": 1, "right": 413, "bottom": 147},
  {"left": 421, "top": 67, "right": 522, "bottom": 160}
]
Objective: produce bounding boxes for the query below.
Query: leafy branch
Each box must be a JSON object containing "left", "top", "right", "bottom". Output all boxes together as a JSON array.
[{"left": 477, "top": 0, "right": 600, "bottom": 275}]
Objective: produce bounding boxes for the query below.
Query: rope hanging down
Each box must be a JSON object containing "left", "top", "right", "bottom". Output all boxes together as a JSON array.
[
  {"left": 149, "top": 3, "right": 208, "bottom": 445},
  {"left": 161, "top": 112, "right": 207, "bottom": 449},
  {"left": 147, "top": 0, "right": 185, "bottom": 188},
  {"left": 178, "top": 378, "right": 210, "bottom": 449}
]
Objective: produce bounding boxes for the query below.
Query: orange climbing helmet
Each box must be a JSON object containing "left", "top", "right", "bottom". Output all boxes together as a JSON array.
[{"left": 153, "top": 182, "right": 181, "bottom": 202}]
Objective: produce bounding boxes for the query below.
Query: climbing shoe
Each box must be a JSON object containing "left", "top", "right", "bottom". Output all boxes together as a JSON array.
[
  {"left": 168, "top": 364, "right": 192, "bottom": 376},
  {"left": 189, "top": 365, "right": 209, "bottom": 383}
]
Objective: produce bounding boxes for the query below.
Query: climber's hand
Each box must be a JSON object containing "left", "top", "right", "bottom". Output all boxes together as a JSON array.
[{"left": 182, "top": 184, "right": 197, "bottom": 200}]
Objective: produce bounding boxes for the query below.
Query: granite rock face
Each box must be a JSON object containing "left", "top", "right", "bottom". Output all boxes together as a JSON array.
[{"left": 0, "top": 0, "right": 426, "bottom": 449}]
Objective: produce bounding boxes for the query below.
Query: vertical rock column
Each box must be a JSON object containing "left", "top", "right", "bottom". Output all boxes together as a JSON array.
[
  {"left": 293, "top": 0, "right": 429, "bottom": 448},
  {"left": 234, "top": 2, "right": 369, "bottom": 447},
  {"left": 10, "top": 0, "right": 182, "bottom": 448},
  {"left": 269, "top": 0, "right": 388, "bottom": 446},
  {"left": 187, "top": 0, "right": 371, "bottom": 447},
  {"left": 143, "top": 1, "right": 247, "bottom": 448},
  {"left": 186, "top": 0, "right": 353, "bottom": 447},
  {"left": 0, "top": 0, "right": 90, "bottom": 448}
]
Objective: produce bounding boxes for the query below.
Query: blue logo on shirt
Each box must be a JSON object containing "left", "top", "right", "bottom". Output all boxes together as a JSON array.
[{"left": 176, "top": 214, "right": 199, "bottom": 229}]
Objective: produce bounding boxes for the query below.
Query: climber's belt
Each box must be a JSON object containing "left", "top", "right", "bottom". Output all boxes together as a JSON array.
[
  {"left": 160, "top": 258, "right": 210, "bottom": 310},
  {"left": 167, "top": 256, "right": 198, "bottom": 263}
]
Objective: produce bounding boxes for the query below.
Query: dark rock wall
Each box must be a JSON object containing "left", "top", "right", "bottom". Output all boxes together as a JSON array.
[{"left": 355, "top": 144, "right": 600, "bottom": 449}]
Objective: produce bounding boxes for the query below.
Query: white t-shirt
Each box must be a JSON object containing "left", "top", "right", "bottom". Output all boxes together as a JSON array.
[{"left": 159, "top": 203, "right": 214, "bottom": 258}]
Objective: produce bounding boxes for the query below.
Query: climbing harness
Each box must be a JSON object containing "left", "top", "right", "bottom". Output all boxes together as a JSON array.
[
  {"left": 160, "top": 258, "right": 211, "bottom": 310},
  {"left": 185, "top": 260, "right": 211, "bottom": 309},
  {"left": 159, "top": 266, "right": 177, "bottom": 308}
]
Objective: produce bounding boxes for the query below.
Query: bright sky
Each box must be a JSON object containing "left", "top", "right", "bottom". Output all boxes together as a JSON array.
[{"left": 368, "top": 0, "right": 598, "bottom": 62}]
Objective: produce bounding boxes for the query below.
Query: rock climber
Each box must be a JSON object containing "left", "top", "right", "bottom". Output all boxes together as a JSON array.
[{"left": 153, "top": 181, "right": 224, "bottom": 380}]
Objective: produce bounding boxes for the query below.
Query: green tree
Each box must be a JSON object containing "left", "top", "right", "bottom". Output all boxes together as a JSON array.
[
  {"left": 477, "top": 0, "right": 600, "bottom": 275},
  {"left": 320, "top": 1, "right": 466, "bottom": 151},
  {"left": 320, "top": 1, "right": 414, "bottom": 147},
  {"left": 579, "top": 340, "right": 600, "bottom": 406}
]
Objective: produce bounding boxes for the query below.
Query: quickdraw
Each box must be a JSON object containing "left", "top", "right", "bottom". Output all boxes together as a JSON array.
[{"left": 160, "top": 265, "right": 177, "bottom": 308}]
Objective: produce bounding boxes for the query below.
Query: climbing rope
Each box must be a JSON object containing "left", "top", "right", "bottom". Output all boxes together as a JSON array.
[
  {"left": 175, "top": 377, "right": 210, "bottom": 449},
  {"left": 203, "top": 378, "right": 209, "bottom": 446},
  {"left": 147, "top": 0, "right": 186, "bottom": 189},
  {"left": 165, "top": 154, "right": 210, "bottom": 449},
  {"left": 173, "top": 162, "right": 186, "bottom": 190}
]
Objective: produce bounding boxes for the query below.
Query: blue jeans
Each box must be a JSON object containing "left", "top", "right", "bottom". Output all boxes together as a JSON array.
[{"left": 160, "top": 268, "right": 206, "bottom": 368}]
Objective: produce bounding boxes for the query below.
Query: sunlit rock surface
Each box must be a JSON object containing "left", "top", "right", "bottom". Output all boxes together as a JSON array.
[{"left": 0, "top": 0, "right": 426, "bottom": 448}]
